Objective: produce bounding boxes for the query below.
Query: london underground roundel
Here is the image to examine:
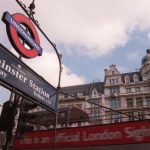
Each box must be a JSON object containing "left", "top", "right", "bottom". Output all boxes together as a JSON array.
[{"left": 2, "top": 11, "right": 43, "bottom": 58}]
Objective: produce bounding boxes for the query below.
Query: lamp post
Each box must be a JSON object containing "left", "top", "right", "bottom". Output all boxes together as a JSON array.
[{"left": 15, "top": 0, "right": 62, "bottom": 149}]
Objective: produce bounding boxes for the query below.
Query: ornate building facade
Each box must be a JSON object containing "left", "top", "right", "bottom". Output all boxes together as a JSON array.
[{"left": 58, "top": 49, "right": 150, "bottom": 126}]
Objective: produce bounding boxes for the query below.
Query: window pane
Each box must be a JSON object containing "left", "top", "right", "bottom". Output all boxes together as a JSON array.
[
  {"left": 126, "top": 88, "right": 131, "bottom": 93},
  {"left": 146, "top": 97, "right": 150, "bottom": 105},
  {"left": 128, "top": 112, "right": 135, "bottom": 121},
  {"left": 111, "top": 99, "right": 121, "bottom": 108},
  {"left": 136, "top": 98, "right": 143, "bottom": 107},
  {"left": 111, "top": 113, "right": 122, "bottom": 123},
  {"left": 127, "top": 99, "right": 133, "bottom": 107}
]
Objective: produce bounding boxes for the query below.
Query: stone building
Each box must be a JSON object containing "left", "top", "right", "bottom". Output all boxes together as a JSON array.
[{"left": 58, "top": 49, "right": 150, "bottom": 126}]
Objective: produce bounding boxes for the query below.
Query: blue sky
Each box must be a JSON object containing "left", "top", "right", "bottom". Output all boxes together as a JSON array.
[
  {"left": 60, "top": 27, "right": 149, "bottom": 82},
  {"left": 0, "top": 0, "right": 150, "bottom": 104}
]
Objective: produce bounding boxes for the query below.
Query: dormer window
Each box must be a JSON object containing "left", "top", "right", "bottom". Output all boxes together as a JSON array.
[
  {"left": 109, "top": 78, "right": 119, "bottom": 84},
  {"left": 112, "top": 70, "right": 115, "bottom": 75},
  {"left": 78, "top": 92, "right": 83, "bottom": 97},
  {"left": 133, "top": 74, "right": 139, "bottom": 82},
  {"left": 125, "top": 75, "right": 130, "bottom": 84},
  {"left": 92, "top": 90, "right": 97, "bottom": 97},
  {"left": 111, "top": 78, "right": 115, "bottom": 84}
]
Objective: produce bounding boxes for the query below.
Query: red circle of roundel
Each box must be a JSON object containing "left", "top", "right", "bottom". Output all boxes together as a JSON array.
[{"left": 9, "top": 13, "right": 40, "bottom": 58}]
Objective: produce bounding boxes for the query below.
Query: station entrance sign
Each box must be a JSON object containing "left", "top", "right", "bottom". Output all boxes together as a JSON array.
[
  {"left": 0, "top": 44, "right": 56, "bottom": 111},
  {"left": 2, "top": 11, "right": 43, "bottom": 58},
  {"left": 1, "top": 11, "right": 57, "bottom": 111}
]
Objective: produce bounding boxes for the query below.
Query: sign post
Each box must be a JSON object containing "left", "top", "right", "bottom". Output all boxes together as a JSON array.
[
  {"left": 2, "top": 11, "right": 43, "bottom": 58},
  {"left": 15, "top": 1, "right": 63, "bottom": 150},
  {"left": 0, "top": 0, "right": 62, "bottom": 150}
]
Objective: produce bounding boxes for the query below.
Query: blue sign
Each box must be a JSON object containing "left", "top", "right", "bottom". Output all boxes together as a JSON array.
[{"left": 0, "top": 44, "right": 56, "bottom": 111}]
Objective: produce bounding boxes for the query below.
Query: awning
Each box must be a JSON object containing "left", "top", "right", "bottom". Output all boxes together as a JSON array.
[{"left": 28, "top": 106, "right": 90, "bottom": 127}]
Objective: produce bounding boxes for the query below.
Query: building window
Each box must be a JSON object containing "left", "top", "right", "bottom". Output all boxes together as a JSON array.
[
  {"left": 111, "top": 113, "right": 122, "bottom": 123},
  {"left": 133, "top": 74, "right": 139, "bottom": 82},
  {"left": 109, "top": 79, "right": 111, "bottom": 84},
  {"left": 146, "top": 97, "right": 150, "bottom": 106},
  {"left": 136, "top": 98, "right": 143, "bottom": 107},
  {"left": 94, "top": 110, "right": 100, "bottom": 118},
  {"left": 135, "top": 87, "right": 140, "bottom": 92},
  {"left": 116, "top": 78, "right": 119, "bottom": 83},
  {"left": 76, "top": 104, "right": 82, "bottom": 109},
  {"left": 146, "top": 111, "right": 150, "bottom": 119},
  {"left": 137, "top": 111, "right": 144, "bottom": 120},
  {"left": 128, "top": 112, "right": 135, "bottom": 121},
  {"left": 110, "top": 87, "right": 120, "bottom": 95},
  {"left": 68, "top": 104, "right": 74, "bottom": 107},
  {"left": 91, "top": 99, "right": 101, "bottom": 108},
  {"left": 109, "top": 78, "right": 119, "bottom": 84},
  {"left": 110, "top": 99, "right": 121, "bottom": 108},
  {"left": 127, "top": 99, "right": 134, "bottom": 107},
  {"left": 90, "top": 110, "right": 100, "bottom": 118},
  {"left": 125, "top": 76, "right": 130, "bottom": 84},
  {"left": 92, "top": 90, "right": 97, "bottom": 97},
  {"left": 144, "top": 86, "right": 150, "bottom": 92},
  {"left": 111, "top": 78, "right": 115, "bottom": 84},
  {"left": 126, "top": 88, "right": 132, "bottom": 93},
  {"left": 112, "top": 70, "right": 115, "bottom": 75},
  {"left": 77, "top": 92, "right": 83, "bottom": 97}
]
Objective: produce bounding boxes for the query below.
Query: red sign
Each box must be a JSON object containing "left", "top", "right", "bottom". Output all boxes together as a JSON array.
[
  {"left": 13, "top": 121, "right": 150, "bottom": 149},
  {"left": 2, "top": 11, "right": 43, "bottom": 58}
]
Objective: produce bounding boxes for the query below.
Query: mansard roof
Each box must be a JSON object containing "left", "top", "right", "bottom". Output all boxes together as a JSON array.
[
  {"left": 121, "top": 71, "right": 143, "bottom": 83},
  {"left": 61, "top": 82, "right": 104, "bottom": 95}
]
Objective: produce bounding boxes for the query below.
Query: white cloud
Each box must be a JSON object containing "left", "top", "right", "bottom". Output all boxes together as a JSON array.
[
  {"left": 147, "top": 33, "right": 150, "bottom": 41},
  {"left": 34, "top": 0, "right": 150, "bottom": 58},
  {"left": 61, "top": 65, "right": 86, "bottom": 86},
  {"left": 1, "top": 0, "right": 150, "bottom": 87},
  {"left": 0, "top": 0, "right": 86, "bottom": 87},
  {"left": 24, "top": 51, "right": 86, "bottom": 87},
  {"left": 1, "top": 0, "right": 150, "bottom": 58}
]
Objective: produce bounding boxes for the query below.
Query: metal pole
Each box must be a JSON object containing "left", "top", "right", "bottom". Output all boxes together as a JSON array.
[
  {"left": 15, "top": 1, "right": 62, "bottom": 149},
  {"left": 52, "top": 87, "right": 60, "bottom": 150}
]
